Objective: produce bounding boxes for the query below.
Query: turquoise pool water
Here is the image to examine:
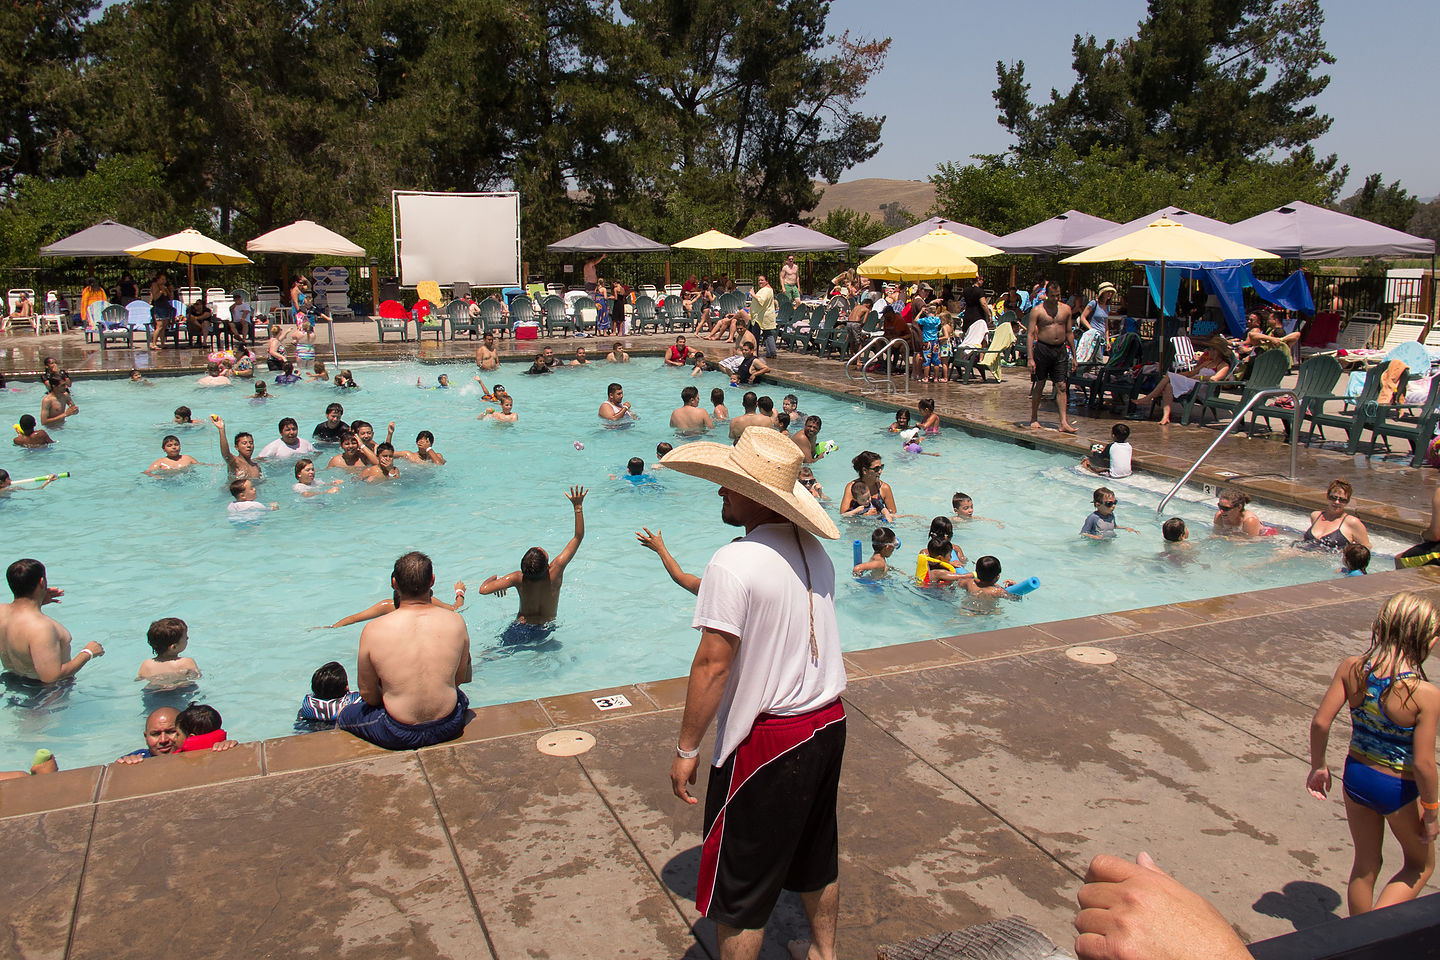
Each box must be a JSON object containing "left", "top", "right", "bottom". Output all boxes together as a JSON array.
[{"left": 1, "top": 360, "right": 1392, "bottom": 769}]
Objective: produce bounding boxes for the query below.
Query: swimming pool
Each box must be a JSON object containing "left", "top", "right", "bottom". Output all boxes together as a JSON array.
[{"left": 1, "top": 359, "right": 1401, "bottom": 769}]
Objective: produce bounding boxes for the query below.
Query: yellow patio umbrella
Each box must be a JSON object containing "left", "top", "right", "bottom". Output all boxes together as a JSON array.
[
  {"left": 856, "top": 228, "right": 1001, "bottom": 281},
  {"left": 671, "top": 229, "right": 754, "bottom": 274},
  {"left": 125, "top": 228, "right": 252, "bottom": 299},
  {"left": 1061, "top": 216, "right": 1277, "bottom": 341}
]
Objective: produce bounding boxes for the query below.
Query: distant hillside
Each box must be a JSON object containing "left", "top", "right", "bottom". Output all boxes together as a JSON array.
[{"left": 807, "top": 178, "right": 936, "bottom": 222}]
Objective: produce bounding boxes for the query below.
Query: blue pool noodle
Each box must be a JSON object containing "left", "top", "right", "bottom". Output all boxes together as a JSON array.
[
  {"left": 1005, "top": 576, "right": 1040, "bottom": 596},
  {"left": 853, "top": 540, "right": 862, "bottom": 566}
]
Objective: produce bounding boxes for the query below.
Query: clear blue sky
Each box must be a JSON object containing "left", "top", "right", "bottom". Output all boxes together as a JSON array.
[{"left": 828, "top": 0, "right": 1438, "bottom": 200}]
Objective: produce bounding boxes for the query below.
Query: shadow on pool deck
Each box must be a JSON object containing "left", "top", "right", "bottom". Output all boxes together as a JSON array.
[{"left": 3, "top": 567, "right": 1437, "bottom": 959}]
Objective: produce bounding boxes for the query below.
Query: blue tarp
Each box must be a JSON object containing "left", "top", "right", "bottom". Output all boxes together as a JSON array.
[{"left": 1140, "top": 261, "right": 1315, "bottom": 337}]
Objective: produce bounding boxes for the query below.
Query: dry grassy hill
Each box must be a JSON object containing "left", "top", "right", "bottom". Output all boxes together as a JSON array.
[{"left": 807, "top": 178, "right": 936, "bottom": 221}]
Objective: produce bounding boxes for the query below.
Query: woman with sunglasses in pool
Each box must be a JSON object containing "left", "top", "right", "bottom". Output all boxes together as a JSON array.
[
  {"left": 1212, "top": 488, "right": 1279, "bottom": 537},
  {"left": 1296, "top": 479, "right": 1371, "bottom": 552},
  {"left": 839, "top": 450, "right": 896, "bottom": 515}
]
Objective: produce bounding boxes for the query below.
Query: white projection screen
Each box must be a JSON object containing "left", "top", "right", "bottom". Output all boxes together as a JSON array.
[{"left": 392, "top": 191, "right": 521, "bottom": 287}]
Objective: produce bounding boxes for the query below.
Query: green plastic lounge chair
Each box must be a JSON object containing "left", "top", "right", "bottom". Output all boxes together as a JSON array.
[
  {"left": 448, "top": 301, "right": 480, "bottom": 339},
  {"left": 1192, "top": 349, "right": 1290, "bottom": 427},
  {"left": 1249, "top": 354, "right": 1342, "bottom": 441},
  {"left": 1302, "top": 368, "right": 1384, "bottom": 450},
  {"left": 1068, "top": 332, "right": 1139, "bottom": 407}
]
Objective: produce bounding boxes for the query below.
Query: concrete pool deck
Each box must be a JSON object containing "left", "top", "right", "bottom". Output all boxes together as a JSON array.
[
  {"left": 3, "top": 567, "right": 1439, "bottom": 959},
  {"left": 4, "top": 324, "right": 1440, "bottom": 958}
]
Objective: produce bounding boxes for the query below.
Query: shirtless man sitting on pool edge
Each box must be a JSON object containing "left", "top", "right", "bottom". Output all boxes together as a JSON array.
[{"left": 479, "top": 486, "right": 587, "bottom": 632}]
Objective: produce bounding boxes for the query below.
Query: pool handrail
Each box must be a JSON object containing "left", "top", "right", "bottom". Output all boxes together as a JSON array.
[
  {"left": 846, "top": 335, "right": 909, "bottom": 395},
  {"left": 1155, "top": 386, "right": 1300, "bottom": 516}
]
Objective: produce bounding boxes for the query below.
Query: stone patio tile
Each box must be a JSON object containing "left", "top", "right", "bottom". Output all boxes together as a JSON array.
[
  {"left": 538, "top": 684, "right": 660, "bottom": 727},
  {"left": 1030, "top": 616, "right": 1133, "bottom": 645},
  {"left": 843, "top": 638, "right": 970, "bottom": 677},
  {"left": 0, "top": 806, "right": 92, "bottom": 960},
  {"left": 420, "top": 733, "right": 696, "bottom": 959},
  {"left": 934, "top": 625, "right": 1068, "bottom": 661},
  {"left": 263, "top": 728, "right": 390, "bottom": 774},
  {"left": 0, "top": 764, "right": 102, "bottom": 819},
  {"left": 97, "top": 742, "right": 263, "bottom": 802},
  {"left": 71, "top": 754, "right": 490, "bottom": 960},
  {"left": 446, "top": 699, "right": 554, "bottom": 746},
  {"left": 841, "top": 650, "right": 1411, "bottom": 944},
  {"left": 571, "top": 708, "right": 1083, "bottom": 960},
  {"left": 635, "top": 676, "right": 689, "bottom": 710},
  {"left": 1099, "top": 603, "right": 1205, "bottom": 635},
  {"left": 1172, "top": 591, "right": 1278, "bottom": 621}
]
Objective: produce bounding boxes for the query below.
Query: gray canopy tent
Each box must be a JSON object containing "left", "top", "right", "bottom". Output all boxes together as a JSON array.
[
  {"left": 39, "top": 220, "right": 157, "bottom": 257},
  {"left": 994, "top": 210, "right": 1120, "bottom": 256},
  {"left": 546, "top": 222, "right": 669, "bottom": 253},
  {"left": 1070, "top": 206, "right": 1230, "bottom": 249},
  {"left": 1222, "top": 201, "right": 1435, "bottom": 259},
  {"left": 859, "top": 217, "right": 1002, "bottom": 255},
  {"left": 740, "top": 222, "right": 848, "bottom": 253}
]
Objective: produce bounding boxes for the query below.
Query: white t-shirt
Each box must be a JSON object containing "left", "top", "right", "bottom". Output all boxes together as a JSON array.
[
  {"left": 1107, "top": 441, "right": 1133, "bottom": 478},
  {"left": 227, "top": 500, "right": 268, "bottom": 520},
  {"left": 692, "top": 522, "right": 846, "bottom": 765},
  {"left": 257, "top": 436, "right": 317, "bottom": 460}
]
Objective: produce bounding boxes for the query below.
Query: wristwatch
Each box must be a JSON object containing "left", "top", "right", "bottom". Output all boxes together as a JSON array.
[{"left": 676, "top": 745, "right": 700, "bottom": 759}]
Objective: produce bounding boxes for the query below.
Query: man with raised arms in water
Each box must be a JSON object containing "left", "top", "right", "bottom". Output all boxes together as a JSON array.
[
  {"left": 334, "top": 551, "right": 472, "bottom": 750},
  {"left": 1026, "top": 280, "right": 1078, "bottom": 434},
  {"left": 213, "top": 417, "right": 261, "bottom": 480},
  {"left": 0, "top": 559, "right": 104, "bottom": 686},
  {"left": 479, "top": 486, "right": 587, "bottom": 625}
]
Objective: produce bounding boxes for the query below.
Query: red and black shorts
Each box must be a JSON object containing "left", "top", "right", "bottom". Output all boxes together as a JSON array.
[{"left": 697, "top": 699, "right": 846, "bottom": 929}]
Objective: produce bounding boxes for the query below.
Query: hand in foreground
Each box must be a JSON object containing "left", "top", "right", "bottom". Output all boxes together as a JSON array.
[
  {"left": 670, "top": 753, "right": 699, "bottom": 805},
  {"left": 43, "top": 585, "right": 64, "bottom": 605},
  {"left": 1075, "top": 852, "right": 1249, "bottom": 960},
  {"left": 1305, "top": 767, "right": 1330, "bottom": 800},
  {"left": 567, "top": 484, "right": 588, "bottom": 507},
  {"left": 636, "top": 527, "right": 666, "bottom": 554}
]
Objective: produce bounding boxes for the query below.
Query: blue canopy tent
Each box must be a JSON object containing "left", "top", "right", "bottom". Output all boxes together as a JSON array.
[{"left": 1139, "top": 261, "right": 1315, "bottom": 336}]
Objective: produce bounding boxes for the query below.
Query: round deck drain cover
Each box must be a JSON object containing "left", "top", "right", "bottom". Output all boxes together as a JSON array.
[
  {"left": 538, "top": 730, "right": 596, "bottom": 756},
  {"left": 1066, "top": 646, "right": 1117, "bottom": 665}
]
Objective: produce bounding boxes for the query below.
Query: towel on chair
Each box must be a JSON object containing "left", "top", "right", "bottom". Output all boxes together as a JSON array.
[{"left": 1378, "top": 358, "right": 1408, "bottom": 405}]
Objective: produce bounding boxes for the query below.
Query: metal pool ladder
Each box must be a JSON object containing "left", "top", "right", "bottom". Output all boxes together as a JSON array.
[
  {"left": 845, "top": 335, "right": 910, "bottom": 395},
  {"left": 1155, "top": 387, "right": 1300, "bottom": 515}
]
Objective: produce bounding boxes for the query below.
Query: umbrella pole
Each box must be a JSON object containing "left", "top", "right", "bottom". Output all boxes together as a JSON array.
[{"left": 186, "top": 256, "right": 195, "bottom": 301}]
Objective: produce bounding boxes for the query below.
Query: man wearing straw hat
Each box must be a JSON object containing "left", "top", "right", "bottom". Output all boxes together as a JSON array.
[{"left": 664, "top": 426, "right": 845, "bottom": 960}]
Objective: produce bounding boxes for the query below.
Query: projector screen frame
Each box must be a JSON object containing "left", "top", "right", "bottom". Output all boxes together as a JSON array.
[{"left": 391, "top": 190, "right": 522, "bottom": 288}]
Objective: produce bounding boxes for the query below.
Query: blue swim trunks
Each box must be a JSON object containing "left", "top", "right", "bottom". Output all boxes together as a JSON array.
[
  {"left": 335, "top": 689, "right": 469, "bottom": 750},
  {"left": 499, "top": 621, "right": 558, "bottom": 649},
  {"left": 1343, "top": 755, "right": 1420, "bottom": 815}
]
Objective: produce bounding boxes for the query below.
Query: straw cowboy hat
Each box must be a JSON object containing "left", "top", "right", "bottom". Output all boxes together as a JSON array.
[
  {"left": 1096, "top": 281, "right": 1117, "bottom": 296},
  {"left": 661, "top": 427, "right": 839, "bottom": 539}
]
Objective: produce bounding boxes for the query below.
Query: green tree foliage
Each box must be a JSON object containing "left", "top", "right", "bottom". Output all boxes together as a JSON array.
[
  {"left": 1408, "top": 200, "right": 1440, "bottom": 248},
  {"left": 0, "top": 0, "right": 95, "bottom": 190},
  {"left": 812, "top": 208, "right": 895, "bottom": 250},
  {"left": 995, "top": 0, "right": 1336, "bottom": 174},
  {"left": 1340, "top": 173, "right": 1421, "bottom": 232},
  {"left": 929, "top": 144, "right": 1343, "bottom": 237}
]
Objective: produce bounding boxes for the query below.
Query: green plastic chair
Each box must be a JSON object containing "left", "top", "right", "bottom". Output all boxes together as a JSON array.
[
  {"left": 1193, "top": 349, "right": 1290, "bottom": 427},
  {"left": 1249, "top": 354, "right": 1342, "bottom": 440}
]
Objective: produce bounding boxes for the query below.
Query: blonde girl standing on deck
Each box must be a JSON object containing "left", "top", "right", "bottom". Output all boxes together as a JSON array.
[{"left": 1307, "top": 591, "right": 1440, "bottom": 914}]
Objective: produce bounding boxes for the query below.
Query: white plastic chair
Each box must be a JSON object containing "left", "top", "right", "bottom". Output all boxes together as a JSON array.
[{"left": 178, "top": 286, "right": 203, "bottom": 306}]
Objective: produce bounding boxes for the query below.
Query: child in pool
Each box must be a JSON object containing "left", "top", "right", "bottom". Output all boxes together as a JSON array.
[
  {"left": 1307, "top": 591, "right": 1440, "bottom": 915},
  {"left": 841, "top": 479, "right": 894, "bottom": 523},
  {"left": 137, "top": 617, "right": 200, "bottom": 684},
  {"left": 852, "top": 527, "right": 898, "bottom": 579},
  {"left": 952, "top": 491, "right": 1002, "bottom": 528},
  {"left": 251, "top": 380, "right": 269, "bottom": 403},
  {"left": 307, "top": 360, "right": 329, "bottom": 382},
  {"left": 1342, "top": 543, "right": 1371, "bottom": 577},
  {"left": 888, "top": 408, "right": 911, "bottom": 432},
  {"left": 917, "top": 524, "right": 969, "bottom": 586},
  {"left": 297, "top": 661, "right": 362, "bottom": 726},
  {"left": 918, "top": 397, "right": 940, "bottom": 434},
  {"left": 798, "top": 464, "right": 826, "bottom": 500},
  {"left": 175, "top": 703, "right": 233, "bottom": 752},
  {"left": 900, "top": 428, "right": 939, "bottom": 456},
  {"left": 962, "top": 555, "right": 1017, "bottom": 600}
]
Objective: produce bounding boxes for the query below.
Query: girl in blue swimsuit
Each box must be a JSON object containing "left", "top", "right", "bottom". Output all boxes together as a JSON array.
[{"left": 1307, "top": 591, "right": 1440, "bottom": 914}]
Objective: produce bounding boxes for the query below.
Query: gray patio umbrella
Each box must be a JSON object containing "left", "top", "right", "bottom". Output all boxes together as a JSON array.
[
  {"left": 859, "top": 217, "right": 1003, "bottom": 255},
  {"left": 39, "top": 220, "right": 157, "bottom": 257},
  {"left": 994, "top": 210, "right": 1120, "bottom": 257},
  {"left": 546, "top": 222, "right": 669, "bottom": 254},
  {"left": 1070, "top": 206, "right": 1230, "bottom": 249},
  {"left": 740, "top": 222, "right": 848, "bottom": 253}
]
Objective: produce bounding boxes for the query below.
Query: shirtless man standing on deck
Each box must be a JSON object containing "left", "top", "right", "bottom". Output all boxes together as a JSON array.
[
  {"left": 478, "top": 486, "right": 587, "bottom": 624},
  {"left": 1027, "top": 280, "right": 1078, "bottom": 434}
]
